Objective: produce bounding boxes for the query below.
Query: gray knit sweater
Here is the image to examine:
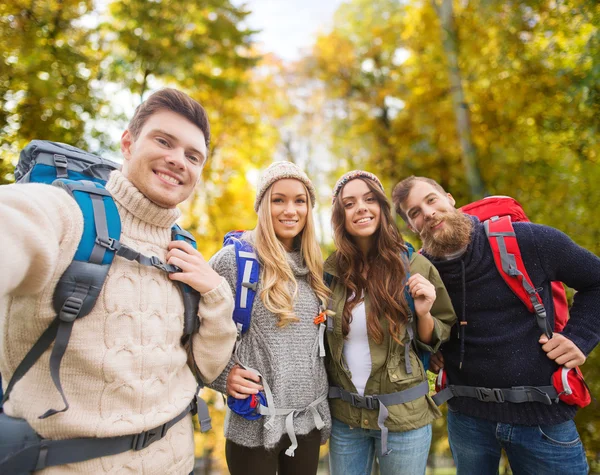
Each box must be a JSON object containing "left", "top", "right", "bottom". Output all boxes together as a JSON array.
[{"left": 208, "top": 245, "right": 331, "bottom": 449}]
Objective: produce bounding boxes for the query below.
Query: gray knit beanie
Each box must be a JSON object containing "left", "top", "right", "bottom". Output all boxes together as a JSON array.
[{"left": 254, "top": 161, "right": 317, "bottom": 212}]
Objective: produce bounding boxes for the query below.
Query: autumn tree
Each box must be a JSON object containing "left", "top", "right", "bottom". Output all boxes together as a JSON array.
[{"left": 0, "top": 1, "right": 107, "bottom": 183}]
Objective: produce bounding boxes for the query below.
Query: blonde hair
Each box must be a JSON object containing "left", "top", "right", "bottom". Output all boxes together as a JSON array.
[{"left": 246, "top": 182, "right": 329, "bottom": 327}]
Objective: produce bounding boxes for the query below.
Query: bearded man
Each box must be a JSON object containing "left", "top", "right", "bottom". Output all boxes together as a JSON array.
[{"left": 392, "top": 176, "right": 600, "bottom": 475}]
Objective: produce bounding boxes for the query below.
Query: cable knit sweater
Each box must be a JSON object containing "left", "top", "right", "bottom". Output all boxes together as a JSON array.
[
  {"left": 208, "top": 245, "right": 331, "bottom": 450},
  {"left": 0, "top": 171, "right": 237, "bottom": 474}
]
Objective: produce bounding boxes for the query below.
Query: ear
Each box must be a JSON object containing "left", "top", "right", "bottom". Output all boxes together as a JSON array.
[
  {"left": 121, "top": 130, "right": 133, "bottom": 161},
  {"left": 447, "top": 193, "right": 456, "bottom": 207}
]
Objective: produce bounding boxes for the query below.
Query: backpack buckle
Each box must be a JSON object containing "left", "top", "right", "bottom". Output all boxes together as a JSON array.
[
  {"left": 242, "top": 281, "right": 258, "bottom": 291},
  {"left": 53, "top": 154, "right": 68, "bottom": 178},
  {"left": 60, "top": 296, "right": 84, "bottom": 322},
  {"left": 132, "top": 422, "right": 168, "bottom": 451},
  {"left": 95, "top": 236, "right": 118, "bottom": 251},
  {"left": 475, "top": 387, "right": 505, "bottom": 403},
  {"left": 149, "top": 255, "right": 180, "bottom": 274},
  {"left": 350, "top": 394, "right": 378, "bottom": 410}
]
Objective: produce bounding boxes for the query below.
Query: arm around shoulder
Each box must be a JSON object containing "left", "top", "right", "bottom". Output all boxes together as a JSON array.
[{"left": 0, "top": 183, "right": 83, "bottom": 296}]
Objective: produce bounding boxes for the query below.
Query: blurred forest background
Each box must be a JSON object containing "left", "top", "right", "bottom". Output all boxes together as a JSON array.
[{"left": 1, "top": 0, "right": 599, "bottom": 472}]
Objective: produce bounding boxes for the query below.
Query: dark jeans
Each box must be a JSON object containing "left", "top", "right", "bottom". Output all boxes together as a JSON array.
[
  {"left": 225, "top": 429, "right": 321, "bottom": 475},
  {"left": 447, "top": 410, "right": 588, "bottom": 475}
]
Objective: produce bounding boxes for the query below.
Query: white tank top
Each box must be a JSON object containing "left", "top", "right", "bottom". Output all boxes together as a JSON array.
[{"left": 343, "top": 300, "right": 372, "bottom": 396}]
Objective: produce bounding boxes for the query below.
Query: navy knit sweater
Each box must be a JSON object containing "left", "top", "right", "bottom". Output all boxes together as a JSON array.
[{"left": 423, "top": 217, "right": 600, "bottom": 425}]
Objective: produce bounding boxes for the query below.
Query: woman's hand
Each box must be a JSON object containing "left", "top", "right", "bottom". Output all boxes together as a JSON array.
[
  {"left": 407, "top": 273, "right": 436, "bottom": 344},
  {"left": 226, "top": 365, "right": 263, "bottom": 399},
  {"left": 407, "top": 273, "right": 436, "bottom": 318}
]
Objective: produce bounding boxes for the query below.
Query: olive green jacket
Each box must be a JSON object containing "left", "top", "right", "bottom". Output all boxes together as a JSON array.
[{"left": 324, "top": 251, "right": 456, "bottom": 432}]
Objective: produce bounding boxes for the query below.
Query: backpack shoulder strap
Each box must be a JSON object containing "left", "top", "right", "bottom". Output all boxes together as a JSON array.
[
  {"left": 484, "top": 216, "right": 553, "bottom": 338},
  {"left": 229, "top": 237, "right": 260, "bottom": 335},
  {"left": 402, "top": 244, "right": 421, "bottom": 374},
  {"left": 171, "top": 225, "right": 201, "bottom": 337},
  {"left": 1, "top": 179, "right": 121, "bottom": 418}
]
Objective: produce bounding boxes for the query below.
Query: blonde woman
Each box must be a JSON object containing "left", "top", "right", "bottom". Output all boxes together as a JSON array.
[{"left": 208, "top": 161, "right": 331, "bottom": 475}]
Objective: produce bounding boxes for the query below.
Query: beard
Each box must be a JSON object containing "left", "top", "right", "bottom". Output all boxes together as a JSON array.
[{"left": 421, "top": 210, "right": 473, "bottom": 258}]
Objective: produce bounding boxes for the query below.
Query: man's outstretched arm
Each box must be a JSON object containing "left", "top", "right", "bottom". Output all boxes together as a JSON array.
[{"left": 0, "top": 183, "right": 83, "bottom": 297}]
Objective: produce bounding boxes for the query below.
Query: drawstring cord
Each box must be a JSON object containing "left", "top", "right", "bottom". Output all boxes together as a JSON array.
[{"left": 459, "top": 260, "right": 467, "bottom": 369}]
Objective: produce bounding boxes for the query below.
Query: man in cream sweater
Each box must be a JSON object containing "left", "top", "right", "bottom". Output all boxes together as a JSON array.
[{"left": 0, "top": 88, "right": 237, "bottom": 474}]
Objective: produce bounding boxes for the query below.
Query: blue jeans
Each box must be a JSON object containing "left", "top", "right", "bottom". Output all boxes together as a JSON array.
[
  {"left": 329, "top": 418, "right": 431, "bottom": 475},
  {"left": 447, "top": 410, "right": 588, "bottom": 475}
]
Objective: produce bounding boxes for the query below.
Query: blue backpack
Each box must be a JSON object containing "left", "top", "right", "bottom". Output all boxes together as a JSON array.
[
  {"left": 221, "top": 231, "right": 263, "bottom": 419},
  {"left": 0, "top": 141, "right": 209, "bottom": 473}
]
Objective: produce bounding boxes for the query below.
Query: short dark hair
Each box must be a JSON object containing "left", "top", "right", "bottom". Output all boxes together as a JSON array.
[
  {"left": 392, "top": 176, "right": 447, "bottom": 221},
  {"left": 128, "top": 88, "right": 210, "bottom": 147}
]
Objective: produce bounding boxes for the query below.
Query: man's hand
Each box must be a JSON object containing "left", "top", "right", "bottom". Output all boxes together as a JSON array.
[
  {"left": 429, "top": 351, "right": 444, "bottom": 374},
  {"left": 407, "top": 273, "right": 436, "bottom": 319},
  {"left": 167, "top": 240, "right": 222, "bottom": 294},
  {"left": 226, "top": 365, "right": 263, "bottom": 400},
  {"left": 539, "top": 333, "right": 586, "bottom": 368}
]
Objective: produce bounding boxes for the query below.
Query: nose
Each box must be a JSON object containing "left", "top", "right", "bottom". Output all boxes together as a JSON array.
[
  {"left": 166, "top": 147, "right": 186, "bottom": 170},
  {"left": 356, "top": 200, "right": 367, "bottom": 213},
  {"left": 284, "top": 201, "right": 296, "bottom": 216},
  {"left": 423, "top": 205, "right": 436, "bottom": 219}
]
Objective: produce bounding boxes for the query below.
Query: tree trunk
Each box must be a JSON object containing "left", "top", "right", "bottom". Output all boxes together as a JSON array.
[{"left": 432, "top": 0, "right": 485, "bottom": 199}]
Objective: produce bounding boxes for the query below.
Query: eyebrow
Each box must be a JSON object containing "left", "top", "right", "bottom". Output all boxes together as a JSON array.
[
  {"left": 272, "top": 192, "right": 307, "bottom": 198},
  {"left": 407, "top": 193, "right": 437, "bottom": 215},
  {"left": 341, "top": 191, "right": 374, "bottom": 201},
  {"left": 151, "top": 129, "right": 206, "bottom": 161}
]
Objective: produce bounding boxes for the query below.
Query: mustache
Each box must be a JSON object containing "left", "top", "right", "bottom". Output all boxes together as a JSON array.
[{"left": 420, "top": 210, "right": 473, "bottom": 258}]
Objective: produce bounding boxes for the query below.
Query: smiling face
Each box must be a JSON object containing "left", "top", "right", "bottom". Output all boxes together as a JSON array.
[
  {"left": 399, "top": 180, "right": 456, "bottom": 236},
  {"left": 341, "top": 179, "right": 381, "bottom": 248},
  {"left": 120, "top": 109, "right": 207, "bottom": 208},
  {"left": 399, "top": 180, "right": 474, "bottom": 257},
  {"left": 269, "top": 178, "right": 308, "bottom": 250}
]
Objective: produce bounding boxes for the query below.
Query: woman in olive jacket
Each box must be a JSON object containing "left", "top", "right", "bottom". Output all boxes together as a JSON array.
[{"left": 325, "top": 171, "right": 456, "bottom": 475}]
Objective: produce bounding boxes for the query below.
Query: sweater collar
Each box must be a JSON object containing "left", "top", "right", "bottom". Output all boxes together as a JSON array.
[
  {"left": 287, "top": 250, "right": 310, "bottom": 277},
  {"left": 105, "top": 170, "right": 181, "bottom": 229}
]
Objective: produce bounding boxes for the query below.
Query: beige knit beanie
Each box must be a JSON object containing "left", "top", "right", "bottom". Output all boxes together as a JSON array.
[{"left": 254, "top": 161, "right": 317, "bottom": 212}]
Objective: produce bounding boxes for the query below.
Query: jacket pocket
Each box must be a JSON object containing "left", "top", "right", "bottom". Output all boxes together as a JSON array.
[{"left": 386, "top": 347, "right": 424, "bottom": 392}]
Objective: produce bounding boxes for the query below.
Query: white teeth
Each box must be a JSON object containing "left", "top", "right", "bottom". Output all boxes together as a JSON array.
[
  {"left": 280, "top": 220, "right": 297, "bottom": 225},
  {"left": 356, "top": 217, "right": 372, "bottom": 224},
  {"left": 156, "top": 172, "right": 179, "bottom": 184}
]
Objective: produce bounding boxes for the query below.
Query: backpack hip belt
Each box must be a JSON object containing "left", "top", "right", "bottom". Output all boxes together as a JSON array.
[
  {"left": 0, "top": 394, "right": 209, "bottom": 474},
  {"left": 233, "top": 360, "right": 327, "bottom": 457},
  {"left": 432, "top": 382, "right": 558, "bottom": 406},
  {"left": 328, "top": 381, "right": 429, "bottom": 456},
  {"left": 433, "top": 365, "right": 591, "bottom": 408}
]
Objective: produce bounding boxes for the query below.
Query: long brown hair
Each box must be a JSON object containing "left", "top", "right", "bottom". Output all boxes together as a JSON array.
[{"left": 332, "top": 177, "right": 409, "bottom": 344}]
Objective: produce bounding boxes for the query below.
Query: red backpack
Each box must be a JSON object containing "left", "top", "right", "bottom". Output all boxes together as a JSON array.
[
  {"left": 460, "top": 196, "right": 568, "bottom": 333},
  {"left": 432, "top": 196, "right": 590, "bottom": 409}
]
